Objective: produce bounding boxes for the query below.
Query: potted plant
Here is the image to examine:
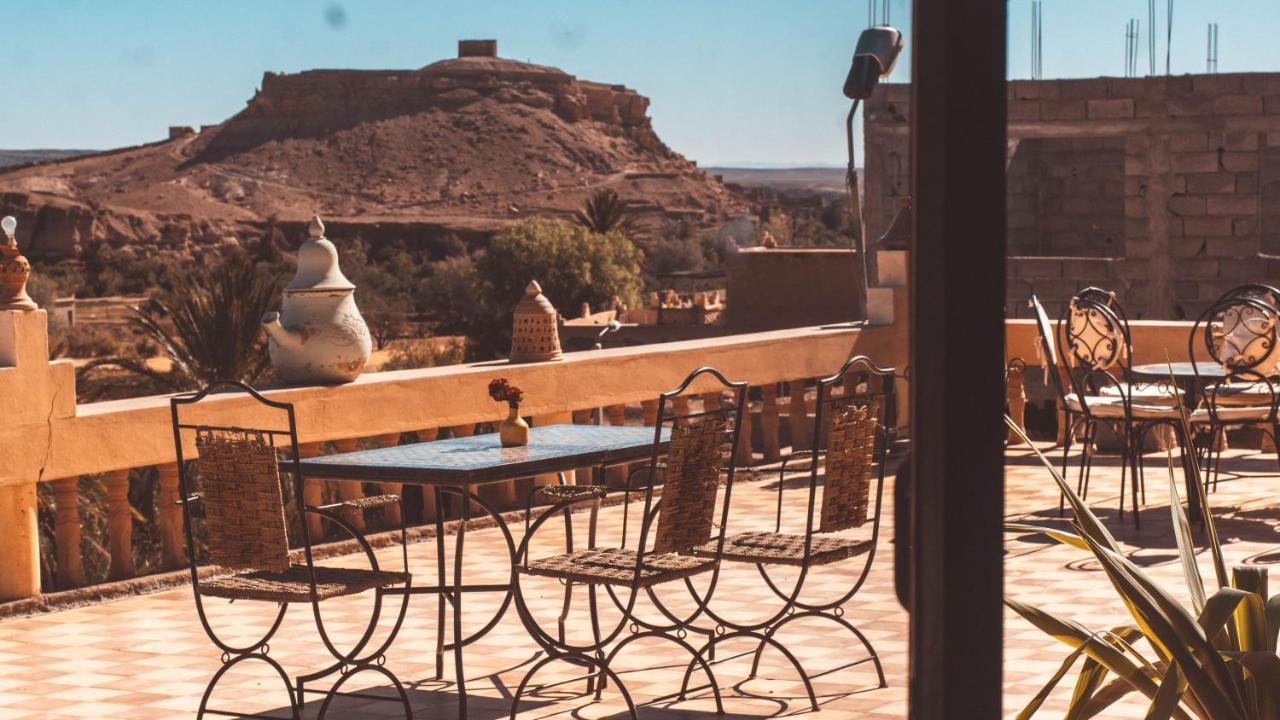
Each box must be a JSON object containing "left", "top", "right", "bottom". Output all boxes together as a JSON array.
[{"left": 489, "top": 378, "right": 528, "bottom": 447}]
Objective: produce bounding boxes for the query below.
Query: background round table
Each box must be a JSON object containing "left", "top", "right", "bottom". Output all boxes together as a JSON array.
[{"left": 1129, "top": 361, "right": 1226, "bottom": 381}]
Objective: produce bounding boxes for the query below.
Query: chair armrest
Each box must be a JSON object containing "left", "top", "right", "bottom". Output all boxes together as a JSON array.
[{"left": 308, "top": 494, "right": 401, "bottom": 512}]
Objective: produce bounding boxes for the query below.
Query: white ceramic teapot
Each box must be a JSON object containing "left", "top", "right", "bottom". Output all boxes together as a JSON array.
[{"left": 261, "top": 216, "right": 371, "bottom": 383}]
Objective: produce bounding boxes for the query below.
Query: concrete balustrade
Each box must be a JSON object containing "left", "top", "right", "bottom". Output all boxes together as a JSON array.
[{"left": 0, "top": 303, "right": 908, "bottom": 602}]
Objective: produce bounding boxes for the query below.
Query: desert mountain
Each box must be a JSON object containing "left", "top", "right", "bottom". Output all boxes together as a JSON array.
[{"left": 0, "top": 41, "right": 741, "bottom": 258}]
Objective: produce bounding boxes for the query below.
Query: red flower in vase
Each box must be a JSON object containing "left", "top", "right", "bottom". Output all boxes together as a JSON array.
[{"left": 488, "top": 377, "right": 525, "bottom": 404}]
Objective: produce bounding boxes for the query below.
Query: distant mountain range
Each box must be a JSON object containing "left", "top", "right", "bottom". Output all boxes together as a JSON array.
[
  {"left": 0, "top": 149, "right": 95, "bottom": 169},
  {"left": 705, "top": 166, "right": 851, "bottom": 194}
]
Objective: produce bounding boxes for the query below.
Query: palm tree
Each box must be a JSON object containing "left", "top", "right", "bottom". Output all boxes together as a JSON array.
[
  {"left": 574, "top": 189, "right": 630, "bottom": 234},
  {"left": 80, "top": 253, "right": 281, "bottom": 394}
]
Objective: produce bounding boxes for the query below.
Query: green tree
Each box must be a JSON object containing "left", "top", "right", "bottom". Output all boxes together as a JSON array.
[{"left": 470, "top": 217, "right": 643, "bottom": 358}]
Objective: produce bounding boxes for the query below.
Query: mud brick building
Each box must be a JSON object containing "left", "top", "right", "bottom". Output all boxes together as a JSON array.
[{"left": 863, "top": 73, "right": 1280, "bottom": 319}]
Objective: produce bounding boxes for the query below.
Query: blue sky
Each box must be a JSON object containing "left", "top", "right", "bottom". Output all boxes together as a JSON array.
[{"left": 1, "top": 1, "right": 1276, "bottom": 165}]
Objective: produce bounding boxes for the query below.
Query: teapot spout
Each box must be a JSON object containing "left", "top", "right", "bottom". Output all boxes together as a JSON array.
[{"left": 261, "top": 311, "right": 303, "bottom": 351}]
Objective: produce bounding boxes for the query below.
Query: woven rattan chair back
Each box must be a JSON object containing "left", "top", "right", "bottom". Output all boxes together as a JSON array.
[
  {"left": 195, "top": 428, "right": 291, "bottom": 573},
  {"left": 643, "top": 367, "right": 746, "bottom": 557},
  {"left": 818, "top": 396, "right": 881, "bottom": 532},
  {"left": 808, "top": 356, "right": 893, "bottom": 534},
  {"left": 652, "top": 411, "right": 734, "bottom": 554}
]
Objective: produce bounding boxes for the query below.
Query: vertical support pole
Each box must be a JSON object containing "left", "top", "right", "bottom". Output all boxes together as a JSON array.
[
  {"left": 52, "top": 476, "right": 84, "bottom": 589},
  {"left": 735, "top": 390, "right": 754, "bottom": 467},
  {"left": 572, "top": 409, "right": 595, "bottom": 485},
  {"left": 789, "top": 380, "right": 810, "bottom": 451},
  {"left": 299, "top": 441, "right": 325, "bottom": 540},
  {"left": 909, "top": 0, "right": 1006, "bottom": 716},
  {"left": 156, "top": 463, "right": 184, "bottom": 569},
  {"left": 761, "top": 384, "right": 782, "bottom": 462},
  {"left": 450, "top": 424, "right": 478, "bottom": 514},
  {"left": 105, "top": 469, "right": 134, "bottom": 581},
  {"left": 417, "top": 428, "right": 439, "bottom": 520},
  {"left": 532, "top": 412, "right": 574, "bottom": 493},
  {"left": 372, "top": 433, "right": 403, "bottom": 527},
  {"left": 331, "top": 438, "right": 366, "bottom": 532}
]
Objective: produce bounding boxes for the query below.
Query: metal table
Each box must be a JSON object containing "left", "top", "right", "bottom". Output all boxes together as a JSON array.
[{"left": 296, "top": 423, "right": 669, "bottom": 719}]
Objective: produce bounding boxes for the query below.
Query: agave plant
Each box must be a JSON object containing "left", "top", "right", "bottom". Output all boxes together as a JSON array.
[
  {"left": 81, "top": 253, "right": 280, "bottom": 392},
  {"left": 574, "top": 188, "right": 631, "bottom": 234},
  {"left": 1005, "top": 398, "right": 1280, "bottom": 719}
]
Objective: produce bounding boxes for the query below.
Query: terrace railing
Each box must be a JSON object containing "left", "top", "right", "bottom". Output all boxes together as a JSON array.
[{"left": 0, "top": 298, "right": 908, "bottom": 603}]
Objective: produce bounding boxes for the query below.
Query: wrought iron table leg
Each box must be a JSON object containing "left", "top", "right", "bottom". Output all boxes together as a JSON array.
[{"left": 433, "top": 486, "right": 446, "bottom": 681}]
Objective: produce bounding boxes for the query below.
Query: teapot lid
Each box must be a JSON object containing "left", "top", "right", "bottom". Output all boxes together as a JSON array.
[{"left": 286, "top": 216, "right": 355, "bottom": 292}]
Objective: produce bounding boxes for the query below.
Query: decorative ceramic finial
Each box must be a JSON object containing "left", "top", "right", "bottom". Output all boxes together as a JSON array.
[
  {"left": 0, "top": 216, "right": 37, "bottom": 311},
  {"left": 510, "top": 279, "right": 562, "bottom": 363},
  {"left": 309, "top": 215, "right": 325, "bottom": 239}
]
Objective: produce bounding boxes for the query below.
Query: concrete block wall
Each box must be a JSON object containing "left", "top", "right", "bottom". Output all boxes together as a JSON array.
[{"left": 864, "top": 72, "right": 1280, "bottom": 320}]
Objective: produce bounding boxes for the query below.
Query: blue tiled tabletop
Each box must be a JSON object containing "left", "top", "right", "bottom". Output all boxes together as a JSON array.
[{"left": 295, "top": 424, "right": 669, "bottom": 486}]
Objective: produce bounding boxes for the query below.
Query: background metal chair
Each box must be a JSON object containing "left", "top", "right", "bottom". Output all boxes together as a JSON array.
[
  {"left": 1188, "top": 293, "right": 1280, "bottom": 491},
  {"left": 508, "top": 367, "right": 746, "bottom": 719},
  {"left": 679, "top": 355, "right": 892, "bottom": 705},
  {"left": 171, "top": 380, "right": 413, "bottom": 719}
]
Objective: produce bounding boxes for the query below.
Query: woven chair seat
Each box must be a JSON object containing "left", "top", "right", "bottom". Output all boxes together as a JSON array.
[
  {"left": 198, "top": 565, "right": 409, "bottom": 603},
  {"left": 536, "top": 484, "right": 605, "bottom": 501},
  {"left": 694, "top": 531, "right": 873, "bottom": 567},
  {"left": 521, "top": 547, "right": 714, "bottom": 588}
]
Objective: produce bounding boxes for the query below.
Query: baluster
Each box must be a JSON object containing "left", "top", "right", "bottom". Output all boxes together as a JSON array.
[
  {"left": 156, "top": 463, "right": 184, "bottom": 569},
  {"left": 371, "top": 433, "right": 404, "bottom": 526},
  {"left": 330, "top": 438, "right": 366, "bottom": 532},
  {"left": 417, "top": 428, "right": 439, "bottom": 520},
  {"left": 298, "top": 442, "right": 325, "bottom": 540},
  {"left": 106, "top": 469, "right": 134, "bottom": 581},
  {"left": 52, "top": 477, "right": 83, "bottom": 589},
  {"left": 671, "top": 395, "right": 690, "bottom": 417},
  {"left": 1005, "top": 361, "right": 1027, "bottom": 445},
  {"left": 789, "top": 379, "right": 810, "bottom": 451},
  {"left": 761, "top": 384, "right": 782, "bottom": 462},
  {"left": 604, "top": 404, "right": 627, "bottom": 487}
]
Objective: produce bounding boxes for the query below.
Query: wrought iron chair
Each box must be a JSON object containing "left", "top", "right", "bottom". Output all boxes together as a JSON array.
[
  {"left": 672, "top": 355, "right": 892, "bottom": 706},
  {"left": 1057, "top": 295, "right": 1191, "bottom": 527},
  {"left": 171, "top": 381, "right": 413, "bottom": 719},
  {"left": 509, "top": 367, "right": 746, "bottom": 719},
  {"left": 1188, "top": 293, "right": 1280, "bottom": 490}
]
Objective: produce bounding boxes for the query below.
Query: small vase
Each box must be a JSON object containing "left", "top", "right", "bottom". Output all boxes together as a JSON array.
[{"left": 500, "top": 402, "right": 530, "bottom": 447}]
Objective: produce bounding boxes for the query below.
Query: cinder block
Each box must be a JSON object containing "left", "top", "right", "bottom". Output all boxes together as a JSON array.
[
  {"left": 1186, "top": 173, "right": 1236, "bottom": 194},
  {"left": 1213, "top": 95, "right": 1265, "bottom": 116},
  {"left": 1105, "top": 77, "right": 1147, "bottom": 98},
  {"left": 1221, "top": 152, "right": 1259, "bottom": 172},
  {"left": 1125, "top": 155, "right": 1150, "bottom": 176},
  {"left": 1220, "top": 130, "right": 1261, "bottom": 151},
  {"left": 1040, "top": 99, "right": 1087, "bottom": 120},
  {"left": 1087, "top": 98, "right": 1135, "bottom": 119},
  {"left": 1166, "top": 195, "right": 1207, "bottom": 216},
  {"left": 1219, "top": 257, "right": 1263, "bottom": 279},
  {"left": 1170, "top": 152, "right": 1220, "bottom": 174},
  {"left": 1242, "top": 74, "right": 1280, "bottom": 95},
  {"left": 1113, "top": 258, "right": 1151, "bottom": 280},
  {"left": 1205, "top": 195, "right": 1258, "bottom": 216},
  {"left": 1266, "top": 132, "right": 1280, "bottom": 147},
  {"left": 1233, "top": 217, "right": 1259, "bottom": 237},
  {"left": 1008, "top": 100, "right": 1040, "bottom": 121},
  {"left": 1179, "top": 258, "right": 1221, "bottom": 279},
  {"left": 1169, "top": 132, "right": 1210, "bottom": 152},
  {"left": 1058, "top": 78, "right": 1109, "bottom": 99},
  {"left": 1124, "top": 176, "right": 1147, "bottom": 196},
  {"left": 1206, "top": 237, "right": 1259, "bottom": 257},
  {"left": 1165, "top": 76, "right": 1196, "bottom": 96},
  {"left": 1124, "top": 197, "right": 1148, "bottom": 218},
  {"left": 1172, "top": 236, "right": 1207, "bottom": 257},
  {"left": 1193, "top": 74, "right": 1245, "bottom": 95},
  {"left": 1265, "top": 96, "right": 1280, "bottom": 115},
  {"left": 1009, "top": 79, "right": 1059, "bottom": 100},
  {"left": 1237, "top": 173, "right": 1260, "bottom": 194},
  {"left": 1183, "top": 216, "right": 1235, "bottom": 237},
  {"left": 1167, "top": 95, "right": 1219, "bottom": 117},
  {"left": 1017, "top": 259, "right": 1064, "bottom": 280}
]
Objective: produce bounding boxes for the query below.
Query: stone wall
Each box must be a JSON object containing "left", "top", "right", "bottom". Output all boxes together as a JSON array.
[{"left": 864, "top": 72, "right": 1280, "bottom": 320}]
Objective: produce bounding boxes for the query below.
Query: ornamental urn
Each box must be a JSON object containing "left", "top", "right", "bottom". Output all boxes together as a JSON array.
[
  {"left": 261, "top": 216, "right": 371, "bottom": 383},
  {"left": 0, "top": 216, "right": 37, "bottom": 312}
]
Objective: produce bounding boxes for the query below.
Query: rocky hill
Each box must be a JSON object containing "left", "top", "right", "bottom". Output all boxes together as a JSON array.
[{"left": 0, "top": 41, "right": 741, "bottom": 259}]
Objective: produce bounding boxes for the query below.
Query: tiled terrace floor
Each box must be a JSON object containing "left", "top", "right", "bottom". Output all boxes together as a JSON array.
[{"left": 1, "top": 444, "right": 1278, "bottom": 719}]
